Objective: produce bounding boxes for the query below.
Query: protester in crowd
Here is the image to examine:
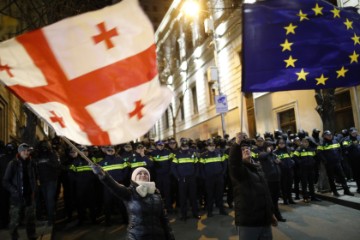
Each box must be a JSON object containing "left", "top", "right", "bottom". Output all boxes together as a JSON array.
[
  {"left": 91, "top": 165, "right": 175, "bottom": 239},
  {"left": 229, "top": 138, "right": 277, "bottom": 240},
  {"left": 34, "top": 140, "right": 61, "bottom": 225},
  {"left": 3, "top": 143, "right": 37, "bottom": 240}
]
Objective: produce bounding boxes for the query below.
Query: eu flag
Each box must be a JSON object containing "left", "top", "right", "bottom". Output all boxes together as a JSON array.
[{"left": 242, "top": 0, "right": 360, "bottom": 92}]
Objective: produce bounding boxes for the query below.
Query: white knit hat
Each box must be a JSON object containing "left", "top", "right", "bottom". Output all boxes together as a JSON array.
[{"left": 131, "top": 167, "right": 150, "bottom": 182}]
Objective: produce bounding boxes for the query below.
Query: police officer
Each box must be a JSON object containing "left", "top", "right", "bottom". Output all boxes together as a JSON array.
[
  {"left": 200, "top": 139, "right": 227, "bottom": 217},
  {"left": 128, "top": 143, "right": 153, "bottom": 174},
  {"left": 293, "top": 137, "right": 320, "bottom": 203},
  {"left": 100, "top": 146, "right": 129, "bottom": 225},
  {"left": 171, "top": 140, "right": 200, "bottom": 221},
  {"left": 317, "top": 130, "right": 354, "bottom": 196},
  {"left": 34, "top": 140, "right": 61, "bottom": 225},
  {"left": 342, "top": 128, "right": 360, "bottom": 193},
  {"left": 274, "top": 138, "right": 295, "bottom": 205},
  {"left": 150, "top": 140, "right": 174, "bottom": 213},
  {"left": 69, "top": 146, "right": 98, "bottom": 225}
]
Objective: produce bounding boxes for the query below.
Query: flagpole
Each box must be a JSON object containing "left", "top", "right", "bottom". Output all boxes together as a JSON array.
[
  {"left": 354, "top": 86, "right": 360, "bottom": 126},
  {"left": 60, "top": 136, "right": 95, "bottom": 166}
]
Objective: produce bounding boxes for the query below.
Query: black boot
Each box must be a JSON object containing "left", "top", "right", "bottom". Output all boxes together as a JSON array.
[{"left": 344, "top": 188, "right": 354, "bottom": 196}]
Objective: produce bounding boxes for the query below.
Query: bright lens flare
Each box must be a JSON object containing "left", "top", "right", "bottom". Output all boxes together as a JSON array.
[{"left": 182, "top": 0, "right": 200, "bottom": 17}]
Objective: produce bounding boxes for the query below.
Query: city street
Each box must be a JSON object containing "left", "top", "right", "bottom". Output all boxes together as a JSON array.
[{"left": 51, "top": 199, "right": 360, "bottom": 240}]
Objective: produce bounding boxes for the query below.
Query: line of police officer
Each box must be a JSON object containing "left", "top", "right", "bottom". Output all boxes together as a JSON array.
[{"left": 1, "top": 126, "right": 359, "bottom": 230}]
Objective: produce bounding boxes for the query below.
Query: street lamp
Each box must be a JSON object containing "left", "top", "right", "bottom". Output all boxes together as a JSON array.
[{"left": 182, "top": 0, "right": 227, "bottom": 137}]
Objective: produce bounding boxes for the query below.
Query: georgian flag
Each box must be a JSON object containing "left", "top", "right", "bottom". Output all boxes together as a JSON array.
[{"left": 0, "top": 0, "right": 173, "bottom": 146}]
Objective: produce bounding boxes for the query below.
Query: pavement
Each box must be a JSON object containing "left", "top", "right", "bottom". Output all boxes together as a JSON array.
[{"left": 0, "top": 181, "right": 358, "bottom": 240}]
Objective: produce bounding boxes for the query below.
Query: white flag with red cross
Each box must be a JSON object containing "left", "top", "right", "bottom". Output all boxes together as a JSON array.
[{"left": 0, "top": 0, "right": 173, "bottom": 146}]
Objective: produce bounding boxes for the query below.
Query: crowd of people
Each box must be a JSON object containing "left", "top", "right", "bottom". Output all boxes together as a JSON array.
[{"left": 0, "top": 126, "right": 359, "bottom": 239}]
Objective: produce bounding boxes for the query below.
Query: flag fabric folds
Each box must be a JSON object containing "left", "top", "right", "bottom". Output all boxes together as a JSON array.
[
  {"left": 242, "top": 0, "right": 360, "bottom": 92},
  {"left": 0, "top": 0, "right": 173, "bottom": 146}
]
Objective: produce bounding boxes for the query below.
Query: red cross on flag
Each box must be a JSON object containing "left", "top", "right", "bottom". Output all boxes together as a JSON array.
[{"left": 0, "top": 0, "right": 173, "bottom": 146}]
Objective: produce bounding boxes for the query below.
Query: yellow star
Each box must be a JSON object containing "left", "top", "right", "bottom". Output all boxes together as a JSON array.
[
  {"left": 280, "top": 39, "right": 293, "bottom": 52},
  {"left": 295, "top": 68, "right": 309, "bottom": 81},
  {"left": 336, "top": 66, "right": 348, "bottom": 78},
  {"left": 330, "top": 7, "right": 340, "bottom": 18},
  {"left": 297, "top": 10, "right": 309, "bottom": 21},
  {"left": 344, "top": 18, "right": 353, "bottom": 30},
  {"left": 351, "top": 33, "right": 360, "bottom": 45},
  {"left": 284, "top": 56, "right": 297, "bottom": 68},
  {"left": 315, "top": 74, "right": 328, "bottom": 85},
  {"left": 284, "top": 23, "right": 297, "bottom": 35},
  {"left": 312, "top": 3, "right": 323, "bottom": 15},
  {"left": 349, "top": 51, "right": 359, "bottom": 63}
]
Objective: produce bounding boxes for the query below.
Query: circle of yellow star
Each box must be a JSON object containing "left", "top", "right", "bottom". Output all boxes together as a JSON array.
[
  {"left": 336, "top": 66, "right": 348, "bottom": 78},
  {"left": 280, "top": 39, "right": 293, "bottom": 52},
  {"left": 330, "top": 7, "right": 340, "bottom": 18},
  {"left": 297, "top": 10, "right": 309, "bottom": 21},
  {"left": 349, "top": 51, "right": 359, "bottom": 63},
  {"left": 312, "top": 3, "right": 323, "bottom": 16},
  {"left": 284, "top": 56, "right": 297, "bottom": 68},
  {"left": 315, "top": 74, "right": 328, "bottom": 85},
  {"left": 351, "top": 33, "right": 360, "bottom": 45},
  {"left": 344, "top": 18, "right": 353, "bottom": 30},
  {"left": 295, "top": 68, "right": 309, "bottom": 81},
  {"left": 284, "top": 23, "right": 297, "bottom": 35}
]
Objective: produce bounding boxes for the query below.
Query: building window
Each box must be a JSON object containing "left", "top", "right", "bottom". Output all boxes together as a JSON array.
[
  {"left": 179, "top": 95, "right": 185, "bottom": 121},
  {"left": 278, "top": 108, "right": 296, "bottom": 133},
  {"left": 191, "top": 85, "right": 198, "bottom": 114},
  {"left": 208, "top": 82, "right": 216, "bottom": 106},
  {"left": 335, "top": 91, "right": 354, "bottom": 132},
  {"left": 163, "top": 109, "right": 170, "bottom": 129}
]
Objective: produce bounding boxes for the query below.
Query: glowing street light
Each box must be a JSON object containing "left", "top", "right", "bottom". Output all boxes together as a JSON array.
[{"left": 181, "top": 0, "right": 200, "bottom": 17}]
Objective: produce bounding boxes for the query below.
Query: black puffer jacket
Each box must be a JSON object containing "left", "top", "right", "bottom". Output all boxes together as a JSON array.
[
  {"left": 2, "top": 155, "right": 36, "bottom": 205},
  {"left": 229, "top": 144, "right": 273, "bottom": 227},
  {"left": 101, "top": 173, "right": 175, "bottom": 240}
]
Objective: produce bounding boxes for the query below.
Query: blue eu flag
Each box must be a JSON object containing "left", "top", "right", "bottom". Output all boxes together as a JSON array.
[{"left": 242, "top": 0, "right": 360, "bottom": 92}]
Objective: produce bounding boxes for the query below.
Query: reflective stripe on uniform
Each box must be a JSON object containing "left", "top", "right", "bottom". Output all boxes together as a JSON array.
[
  {"left": 130, "top": 162, "right": 147, "bottom": 168},
  {"left": 317, "top": 143, "right": 340, "bottom": 151},
  {"left": 275, "top": 153, "right": 291, "bottom": 159},
  {"left": 293, "top": 151, "right": 315, "bottom": 157},
  {"left": 199, "top": 157, "right": 222, "bottom": 164},
  {"left": 102, "top": 163, "right": 128, "bottom": 171}
]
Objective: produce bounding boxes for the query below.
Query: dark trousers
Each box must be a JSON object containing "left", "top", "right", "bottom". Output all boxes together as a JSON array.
[
  {"left": 155, "top": 173, "right": 172, "bottom": 211},
  {"left": 293, "top": 166, "right": 300, "bottom": 198},
  {"left": 40, "top": 181, "right": 58, "bottom": 224},
  {"left": 267, "top": 181, "right": 282, "bottom": 219},
  {"left": 178, "top": 176, "right": 198, "bottom": 218},
  {"left": 0, "top": 187, "right": 10, "bottom": 228},
  {"left": 325, "top": 163, "right": 349, "bottom": 193},
  {"left": 205, "top": 174, "right": 225, "bottom": 213},
  {"left": 225, "top": 173, "right": 233, "bottom": 207},
  {"left": 300, "top": 166, "right": 315, "bottom": 199},
  {"left": 280, "top": 168, "right": 294, "bottom": 202},
  {"left": 9, "top": 204, "right": 36, "bottom": 240},
  {"left": 103, "top": 188, "right": 127, "bottom": 224},
  {"left": 76, "top": 180, "right": 97, "bottom": 223}
]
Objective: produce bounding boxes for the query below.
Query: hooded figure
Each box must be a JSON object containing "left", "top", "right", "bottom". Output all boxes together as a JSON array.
[{"left": 92, "top": 165, "right": 174, "bottom": 240}]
